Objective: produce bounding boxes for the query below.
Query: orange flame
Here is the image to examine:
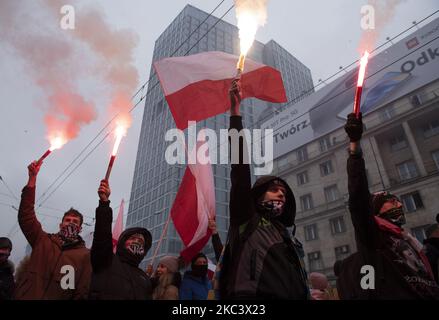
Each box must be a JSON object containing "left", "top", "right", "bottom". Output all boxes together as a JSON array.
[
  {"left": 49, "top": 135, "right": 67, "bottom": 151},
  {"left": 235, "top": 0, "right": 267, "bottom": 70},
  {"left": 357, "top": 51, "right": 370, "bottom": 87},
  {"left": 111, "top": 123, "right": 127, "bottom": 156}
]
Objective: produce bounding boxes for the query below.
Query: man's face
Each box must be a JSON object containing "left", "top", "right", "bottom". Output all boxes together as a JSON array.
[
  {"left": 59, "top": 214, "right": 82, "bottom": 231},
  {"left": 263, "top": 183, "right": 286, "bottom": 204},
  {"left": 125, "top": 234, "right": 145, "bottom": 250},
  {"left": 379, "top": 197, "right": 406, "bottom": 226},
  {"left": 379, "top": 197, "right": 403, "bottom": 214},
  {"left": 194, "top": 257, "right": 207, "bottom": 266},
  {"left": 0, "top": 248, "right": 10, "bottom": 263}
]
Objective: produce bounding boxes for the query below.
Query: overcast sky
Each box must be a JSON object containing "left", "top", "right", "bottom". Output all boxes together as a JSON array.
[{"left": 1, "top": 0, "right": 438, "bottom": 264}]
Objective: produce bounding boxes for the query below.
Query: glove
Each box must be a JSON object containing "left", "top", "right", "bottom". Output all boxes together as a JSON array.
[{"left": 344, "top": 113, "right": 363, "bottom": 142}]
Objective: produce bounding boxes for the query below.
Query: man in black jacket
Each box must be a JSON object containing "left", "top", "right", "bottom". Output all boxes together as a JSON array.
[
  {"left": 89, "top": 180, "right": 152, "bottom": 300},
  {"left": 341, "top": 113, "right": 439, "bottom": 299},
  {"left": 218, "top": 80, "right": 308, "bottom": 300},
  {"left": 0, "top": 237, "right": 15, "bottom": 300}
]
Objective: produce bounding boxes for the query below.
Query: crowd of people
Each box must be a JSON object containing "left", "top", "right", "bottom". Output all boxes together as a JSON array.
[{"left": 1, "top": 80, "right": 438, "bottom": 300}]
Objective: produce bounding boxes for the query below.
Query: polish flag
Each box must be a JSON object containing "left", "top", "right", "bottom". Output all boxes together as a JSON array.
[
  {"left": 112, "top": 199, "right": 124, "bottom": 253},
  {"left": 171, "top": 131, "right": 216, "bottom": 263},
  {"left": 153, "top": 51, "right": 287, "bottom": 130}
]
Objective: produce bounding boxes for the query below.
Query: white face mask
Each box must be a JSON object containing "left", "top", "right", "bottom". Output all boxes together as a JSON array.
[
  {"left": 259, "top": 200, "right": 285, "bottom": 217},
  {"left": 127, "top": 243, "right": 145, "bottom": 256},
  {"left": 59, "top": 223, "right": 80, "bottom": 241}
]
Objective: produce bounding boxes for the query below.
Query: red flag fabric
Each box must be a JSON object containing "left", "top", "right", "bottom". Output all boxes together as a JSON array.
[
  {"left": 112, "top": 199, "right": 124, "bottom": 253},
  {"left": 153, "top": 51, "right": 287, "bottom": 130},
  {"left": 170, "top": 133, "right": 216, "bottom": 263}
]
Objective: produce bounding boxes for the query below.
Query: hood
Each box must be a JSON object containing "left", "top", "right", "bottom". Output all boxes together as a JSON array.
[
  {"left": 251, "top": 175, "right": 296, "bottom": 227},
  {"left": 116, "top": 227, "right": 152, "bottom": 266}
]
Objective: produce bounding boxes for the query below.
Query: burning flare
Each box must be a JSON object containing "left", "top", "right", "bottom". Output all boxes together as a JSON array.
[
  {"left": 37, "top": 134, "right": 67, "bottom": 164},
  {"left": 357, "top": 51, "right": 370, "bottom": 87},
  {"left": 234, "top": 0, "right": 268, "bottom": 72},
  {"left": 105, "top": 120, "right": 129, "bottom": 181},
  {"left": 353, "top": 51, "right": 370, "bottom": 117},
  {"left": 112, "top": 125, "right": 127, "bottom": 156},
  {"left": 49, "top": 135, "right": 67, "bottom": 151}
]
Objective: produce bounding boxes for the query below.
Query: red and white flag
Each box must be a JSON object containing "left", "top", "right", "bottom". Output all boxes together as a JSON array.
[
  {"left": 153, "top": 51, "right": 287, "bottom": 129},
  {"left": 170, "top": 132, "right": 216, "bottom": 263},
  {"left": 112, "top": 199, "right": 124, "bottom": 253}
]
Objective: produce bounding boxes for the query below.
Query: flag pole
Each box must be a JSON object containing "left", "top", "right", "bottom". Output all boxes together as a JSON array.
[{"left": 151, "top": 212, "right": 172, "bottom": 267}]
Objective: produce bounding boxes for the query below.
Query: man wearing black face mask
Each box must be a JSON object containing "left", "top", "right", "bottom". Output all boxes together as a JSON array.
[
  {"left": 341, "top": 113, "right": 439, "bottom": 299},
  {"left": 0, "top": 237, "right": 15, "bottom": 300},
  {"left": 180, "top": 253, "right": 212, "bottom": 300},
  {"left": 15, "top": 162, "right": 91, "bottom": 300},
  {"left": 89, "top": 180, "right": 153, "bottom": 300},
  {"left": 218, "top": 80, "right": 309, "bottom": 300}
]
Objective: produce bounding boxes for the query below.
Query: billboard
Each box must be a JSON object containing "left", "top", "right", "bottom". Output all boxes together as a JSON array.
[{"left": 261, "top": 17, "right": 439, "bottom": 159}]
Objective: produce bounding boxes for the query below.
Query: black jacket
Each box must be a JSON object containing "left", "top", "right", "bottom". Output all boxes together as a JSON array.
[
  {"left": 424, "top": 237, "right": 439, "bottom": 285},
  {"left": 89, "top": 201, "right": 152, "bottom": 300},
  {"left": 219, "top": 116, "right": 308, "bottom": 300},
  {"left": 339, "top": 153, "right": 439, "bottom": 299},
  {"left": 0, "top": 260, "right": 15, "bottom": 300}
]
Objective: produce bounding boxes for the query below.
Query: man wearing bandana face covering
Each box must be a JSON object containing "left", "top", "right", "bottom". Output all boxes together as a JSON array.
[
  {"left": 14, "top": 162, "right": 91, "bottom": 300},
  {"left": 341, "top": 113, "right": 439, "bottom": 299},
  {"left": 180, "top": 253, "right": 212, "bottom": 300},
  {"left": 218, "top": 80, "right": 309, "bottom": 300},
  {"left": 89, "top": 180, "right": 153, "bottom": 300}
]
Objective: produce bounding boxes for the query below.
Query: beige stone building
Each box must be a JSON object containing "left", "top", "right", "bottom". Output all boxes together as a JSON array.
[{"left": 271, "top": 79, "right": 439, "bottom": 281}]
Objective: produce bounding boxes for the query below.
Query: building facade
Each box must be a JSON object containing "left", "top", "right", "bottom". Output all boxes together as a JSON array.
[{"left": 272, "top": 79, "right": 439, "bottom": 281}]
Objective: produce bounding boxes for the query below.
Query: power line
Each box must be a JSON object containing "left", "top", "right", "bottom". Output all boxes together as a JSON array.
[{"left": 0, "top": 175, "right": 18, "bottom": 201}]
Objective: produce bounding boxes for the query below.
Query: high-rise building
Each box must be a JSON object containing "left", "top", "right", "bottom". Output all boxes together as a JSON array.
[{"left": 126, "top": 4, "right": 313, "bottom": 267}]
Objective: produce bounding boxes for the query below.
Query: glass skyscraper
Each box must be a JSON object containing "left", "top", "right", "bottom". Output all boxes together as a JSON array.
[{"left": 126, "top": 4, "right": 313, "bottom": 266}]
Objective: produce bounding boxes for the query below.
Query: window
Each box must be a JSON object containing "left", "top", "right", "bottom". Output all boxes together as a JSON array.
[
  {"left": 320, "top": 160, "right": 334, "bottom": 176},
  {"left": 422, "top": 120, "right": 439, "bottom": 138},
  {"left": 319, "top": 136, "right": 332, "bottom": 152},
  {"left": 300, "top": 194, "right": 314, "bottom": 211},
  {"left": 278, "top": 157, "right": 290, "bottom": 170},
  {"left": 335, "top": 245, "right": 350, "bottom": 261},
  {"left": 308, "top": 251, "right": 323, "bottom": 271},
  {"left": 411, "top": 225, "right": 430, "bottom": 243},
  {"left": 432, "top": 150, "right": 439, "bottom": 170},
  {"left": 401, "top": 191, "right": 424, "bottom": 212},
  {"left": 297, "top": 147, "right": 308, "bottom": 163},
  {"left": 304, "top": 224, "right": 318, "bottom": 241},
  {"left": 379, "top": 106, "right": 396, "bottom": 122},
  {"left": 397, "top": 161, "right": 418, "bottom": 180},
  {"left": 330, "top": 216, "right": 346, "bottom": 234},
  {"left": 297, "top": 171, "right": 309, "bottom": 186},
  {"left": 389, "top": 135, "right": 408, "bottom": 152},
  {"left": 324, "top": 185, "right": 339, "bottom": 203}
]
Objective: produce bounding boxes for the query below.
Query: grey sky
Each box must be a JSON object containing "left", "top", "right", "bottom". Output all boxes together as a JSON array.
[{"left": 1, "top": 0, "right": 438, "bottom": 264}]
